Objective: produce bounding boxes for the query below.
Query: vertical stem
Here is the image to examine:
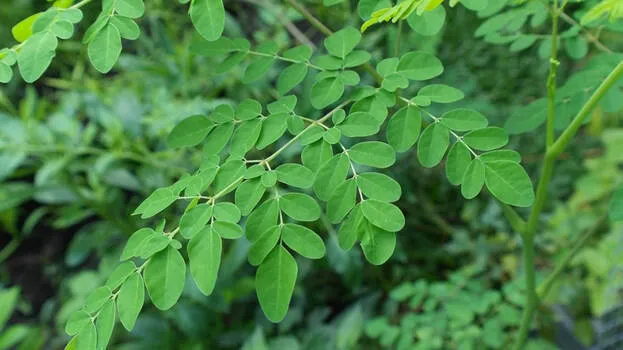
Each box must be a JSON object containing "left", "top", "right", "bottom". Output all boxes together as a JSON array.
[
  {"left": 514, "top": 1, "right": 560, "bottom": 348},
  {"left": 395, "top": 20, "right": 403, "bottom": 57},
  {"left": 515, "top": 235, "right": 537, "bottom": 348},
  {"left": 546, "top": 0, "right": 559, "bottom": 147}
]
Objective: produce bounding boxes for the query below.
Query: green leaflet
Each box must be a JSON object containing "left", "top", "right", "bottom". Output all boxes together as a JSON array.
[
  {"left": 283, "top": 45, "right": 312, "bottom": 61},
  {"left": 117, "top": 273, "right": 144, "bottom": 331},
  {"left": 245, "top": 199, "right": 279, "bottom": 242},
  {"left": 484, "top": 161, "right": 535, "bottom": 207},
  {"left": 360, "top": 199, "right": 405, "bottom": 232},
  {"left": 95, "top": 300, "right": 115, "bottom": 350},
  {"left": 203, "top": 122, "right": 234, "bottom": 154},
  {"left": 396, "top": 51, "right": 443, "bottom": 81},
  {"left": 386, "top": 106, "right": 422, "bottom": 152},
  {"left": 324, "top": 27, "right": 361, "bottom": 58},
  {"left": 188, "top": 227, "right": 222, "bottom": 295},
  {"left": 446, "top": 142, "right": 472, "bottom": 186},
  {"left": 360, "top": 223, "right": 396, "bottom": 265},
  {"left": 356, "top": 172, "right": 401, "bottom": 202},
  {"left": 105, "top": 261, "right": 136, "bottom": 290},
  {"left": 245, "top": 164, "right": 266, "bottom": 179},
  {"left": 282, "top": 224, "right": 326, "bottom": 259},
  {"left": 167, "top": 115, "right": 214, "bottom": 149},
  {"left": 230, "top": 119, "right": 262, "bottom": 156},
  {"left": 88, "top": 23, "right": 122, "bottom": 73},
  {"left": 417, "top": 84, "right": 464, "bottom": 104},
  {"left": 261, "top": 171, "right": 277, "bottom": 188},
  {"left": 144, "top": 246, "right": 186, "bottom": 310},
  {"left": 480, "top": 150, "right": 522, "bottom": 163},
  {"left": 235, "top": 178, "right": 266, "bottom": 216},
  {"left": 344, "top": 50, "right": 371, "bottom": 68},
  {"left": 137, "top": 234, "right": 169, "bottom": 258},
  {"left": 65, "top": 310, "right": 90, "bottom": 336},
  {"left": 348, "top": 141, "right": 396, "bottom": 169},
  {"left": 84, "top": 286, "right": 111, "bottom": 313},
  {"left": 323, "top": 127, "right": 342, "bottom": 144},
  {"left": 279, "top": 193, "right": 321, "bottom": 222},
  {"left": 17, "top": 31, "right": 58, "bottom": 83},
  {"left": 461, "top": 158, "right": 485, "bottom": 199},
  {"left": 327, "top": 179, "right": 358, "bottom": 224},
  {"left": 185, "top": 167, "right": 218, "bottom": 196},
  {"left": 338, "top": 205, "right": 365, "bottom": 250},
  {"left": 339, "top": 112, "right": 380, "bottom": 138},
  {"left": 463, "top": 127, "right": 509, "bottom": 151},
  {"left": 440, "top": 108, "right": 488, "bottom": 132},
  {"left": 609, "top": 187, "right": 623, "bottom": 222},
  {"left": 314, "top": 153, "right": 350, "bottom": 201},
  {"left": 105, "top": 0, "right": 145, "bottom": 18},
  {"left": 75, "top": 321, "right": 96, "bottom": 350},
  {"left": 209, "top": 104, "right": 234, "bottom": 123},
  {"left": 256, "top": 246, "right": 298, "bottom": 323},
  {"left": 212, "top": 221, "right": 243, "bottom": 239},
  {"left": 110, "top": 15, "right": 140, "bottom": 40},
  {"left": 417, "top": 123, "right": 449, "bottom": 168},
  {"left": 302, "top": 140, "right": 334, "bottom": 172},
  {"left": 275, "top": 163, "right": 314, "bottom": 189},
  {"left": 213, "top": 202, "right": 241, "bottom": 223},
  {"left": 311, "top": 77, "right": 345, "bottom": 109},
  {"left": 120, "top": 228, "right": 156, "bottom": 260},
  {"left": 236, "top": 99, "right": 263, "bottom": 120},
  {"left": 213, "top": 159, "right": 245, "bottom": 193},
  {"left": 300, "top": 125, "right": 325, "bottom": 145},
  {"left": 133, "top": 187, "right": 177, "bottom": 219},
  {"left": 256, "top": 113, "right": 288, "bottom": 149},
  {"left": 248, "top": 225, "right": 281, "bottom": 266},
  {"left": 407, "top": 5, "right": 446, "bottom": 36},
  {"left": 278, "top": 63, "right": 308, "bottom": 95},
  {"left": 189, "top": 0, "right": 225, "bottom": 41},
  {"left": 179, "top": 204, "right": 213, "bottom": 239}
]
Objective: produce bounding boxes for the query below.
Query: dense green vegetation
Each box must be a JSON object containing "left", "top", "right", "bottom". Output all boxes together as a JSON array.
[{"left": 0, "top": 0, "right": 622, "bottom": 349}]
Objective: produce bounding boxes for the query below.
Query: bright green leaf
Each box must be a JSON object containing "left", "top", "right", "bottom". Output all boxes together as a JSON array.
[
  {"left": 417, "top": 123, "right": 449, "bottom": 168},
  {"left": 361, "top": 199, "right": 405, "bottom": 232},
  {"left": 256, "top": 246, "right": 297, "bottom": 323},
  {"left": 446, "top": 142, "right": 472, "bottom": 185},
  {"left": 167, "top": 115, "right": 214, "bottom": 149},
  {"left": 349, "top": 141, "right": 396, "bottom": 168},
  {"left": 279, "top": 193, "right": 321, "bottom": 222},
  {"left": 188, "top": 227, "right": 221, "bottom": 295},
  {"left": 144, "top": 246, "right": 186, "bottom": 310},
  {"left": 386, "top": 106, "right": 422, "bottom": 152},
  {"left": 463, "top": 127, "right": 509, "bottom": 151},
  {"left": 484, "top": 161, "right": 535, "bottom": 207},
  {"left": 282, "top": 224, "right": 326, "bottom": 259},
  {"left": 189, "top": 0, "right": 225, "bottom": 41},
  {"left": 117, "top": 273, "right": 144, "bottom": 331},
  {"left": 356, "top": 172, "right": 401, "bottom": 202},
  {"left": 461, "top": 158, "right": 485, "bottom": 199}
]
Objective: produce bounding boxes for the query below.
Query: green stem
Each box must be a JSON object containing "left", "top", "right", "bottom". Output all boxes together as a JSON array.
[
  {"left": 395, "top": 20, "right": 402, "bottom": 57},
  {"left": 536, "top": 215, "right": 605, "bottom": 300},
  {"left": 71, "top": 0, "right": 94, "bottom": 9},
  {"left": 548, "top": 61, "right": 623, "bottom": 159},
  {"left": 501, "top": 203, "right": 526, "bottom": 233},
  {"left": 513, "top": 53, "right": 623, "bottom": 350},
  {"left": 514, "top": 234, "right": 538, "bottom": 349},
  {"left": 545, "top": 0, "right": 559, "bottom": 148}
]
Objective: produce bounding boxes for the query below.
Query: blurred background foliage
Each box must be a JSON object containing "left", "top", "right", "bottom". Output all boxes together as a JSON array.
[{"left": 0, "top": 0, "right": 622, "bottom": 349}]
